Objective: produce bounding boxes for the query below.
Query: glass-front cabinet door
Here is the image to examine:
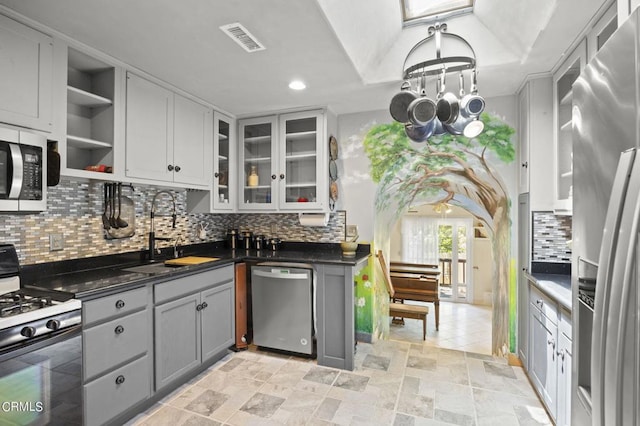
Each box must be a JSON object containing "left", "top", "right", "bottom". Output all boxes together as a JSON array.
[
  {"left": 238, "top": 116, "right": 277, "bottom": 210},
  {"left": 213, "top": 112, "right": 235, "bottom": 211},
  {"left": 278, "top": 111, "right": 324, "bottom": 210}
]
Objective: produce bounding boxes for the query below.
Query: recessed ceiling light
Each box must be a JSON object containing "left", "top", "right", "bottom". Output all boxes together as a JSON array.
[{"left": 289, "top": 80, "right": 306, "bottom": 90}]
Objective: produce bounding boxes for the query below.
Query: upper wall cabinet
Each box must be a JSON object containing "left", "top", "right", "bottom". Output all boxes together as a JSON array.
[
  {"left": 0, "top": 14, "right": 52, "bottom": 132},
  {"left": 238, "top": 110, "right": 327, "bottom": 212},
  {"left": 125, "top": 72, "right": 211, "bottom": 187},
  {"left": 588, "top": 3, "right": 617, "bottom": 63},
  {"left": 213, "top": 112, "right": 235, "bottom": 211},
  {"left": 519, "top": 76, "right": 554, "bottom": 210},
  {"left": 64, "top": 47, "right": 120, "bottom": 178},
  {"left": 553, "top": 40, "right": 586, "bottom": 214}
]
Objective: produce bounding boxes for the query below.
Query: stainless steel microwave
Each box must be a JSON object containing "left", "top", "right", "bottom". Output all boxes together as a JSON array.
[{"left": 0, "top": 126, "right": 46, "bottom": 211}]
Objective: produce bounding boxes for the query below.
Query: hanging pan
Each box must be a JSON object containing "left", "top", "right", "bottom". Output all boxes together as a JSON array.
[
  {"left": 389, "top": 80, "right": 417, "bottom": 123},
  {"left": 407, "top": 73, "right": 437, "bottom": 127},
  {"left": 436, "top": 69, "right": 460, "bottom": 125}
]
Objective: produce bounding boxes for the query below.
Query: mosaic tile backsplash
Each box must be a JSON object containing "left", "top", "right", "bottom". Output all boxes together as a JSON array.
[
  {"left": 0, "top": 178, "right": 347, "bottom": 265},
  {"left": 531, "top": 211, "right": 572, "bottom": 263}
]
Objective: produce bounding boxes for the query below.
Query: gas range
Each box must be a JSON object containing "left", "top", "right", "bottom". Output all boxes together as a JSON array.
[{"left": 0, "top": 244, "right": 81, "bottom": 355}]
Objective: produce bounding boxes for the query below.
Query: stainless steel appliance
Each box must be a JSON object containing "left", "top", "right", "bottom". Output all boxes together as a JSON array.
[
  {"left": 572, "top": 10, "right": 640, "bottom": 425},
  {"left": 251, "top": 263, "right": 313, "bottom": 355},
  {"left": 0, "top": 244, "right": 82, "bottom": 424},
  {"left": 0, "top": 126, "right": 47, "bottom": 211}
]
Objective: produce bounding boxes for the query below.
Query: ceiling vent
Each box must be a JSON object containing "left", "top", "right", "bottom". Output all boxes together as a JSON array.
[{"left": 220, "top": 23, "right": 265, "bottom": 53}]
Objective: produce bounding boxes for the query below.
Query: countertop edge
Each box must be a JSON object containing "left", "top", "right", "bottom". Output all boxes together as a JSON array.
[
  {"left": 525, "top": 271, "right": 572, "bottom": 313},
  {"left": 27, "top": 252, "right": 371, "bottom": 300}
]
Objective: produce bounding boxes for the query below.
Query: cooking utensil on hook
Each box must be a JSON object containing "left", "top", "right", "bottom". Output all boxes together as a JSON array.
[
  {"left": 436, "top": 68, "right": 460, "bottom": 125},
  {"left": 389, "top": 80, "right": 418, "bottom": 123},
  {"left": 116, "top": 183, "right": 128, "bottom": 228},
  {"left": 109, "top": 183, "right": 118, "bottom": 229},
  {"left": 407, "top": 73, "right": 437, "bottom": 128},
  {"left": 102, "top": 183, "right": 110, "bottom": 230}
]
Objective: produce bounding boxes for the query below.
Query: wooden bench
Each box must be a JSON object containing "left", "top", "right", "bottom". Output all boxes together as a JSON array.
[{"left": 377, "top": 251, "right": 429, "bottom": 340}]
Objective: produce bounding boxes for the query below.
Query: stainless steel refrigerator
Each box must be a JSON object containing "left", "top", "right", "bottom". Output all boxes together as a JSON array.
[{"left": 572, "top": 9, "right": 640, "bottom": 425}]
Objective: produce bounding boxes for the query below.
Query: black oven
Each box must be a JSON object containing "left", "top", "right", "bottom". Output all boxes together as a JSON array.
[
  {"left": 0, "top": 126, "right": 46, "bottom": 212},
  {"left": 0, "top": 244, "right": 82, "bottom": 425}
]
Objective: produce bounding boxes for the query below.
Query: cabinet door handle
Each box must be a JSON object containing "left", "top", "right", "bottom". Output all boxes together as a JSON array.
[
  {"left": 548, "top": 338, "right": 556, "bottom": 359},
  {"left": 175, "top": 165, "right": 181, "bottom": 172},
  {"left": 536, "top": 299, "right": 543, "bottom": 307},
  {"left": 114, "top": 325, "right": 124, "bottom": 335},
  {"left": 271, "top": 174, "right": 277, "bottom": 180},
  {"left": 115, "top": 375, "right": 125, "bottom": 385},
  {"left": 522, "top": 161, "right": 528, "bottom": 168},
  {"left": 214, "top": 172, "right": 220, "bottom": 178},
  {"left": 167, "top": 164, "right": 174, "bottom": 171},
  {"left": 201, "top": 302, "right": 208, "bottom": 309},
  {"left": 115, "top": 300, "right": 125, "bottom": 309},
  {"left": 279, "top": 174, "right": 285, "bottom": 180},
  {"left": 196, "top": 303, "right": 203, "bottom": 311}
]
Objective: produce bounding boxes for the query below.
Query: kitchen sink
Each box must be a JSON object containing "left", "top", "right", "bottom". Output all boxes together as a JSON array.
[{"left": 120, "top": 263, "right": 182, "bottom": 275}]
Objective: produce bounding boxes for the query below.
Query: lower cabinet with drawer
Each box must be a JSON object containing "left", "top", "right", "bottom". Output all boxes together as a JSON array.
[
  {"left": 526, "top": 280, "right": 572, "bottom": 425},
  {"left": 82, "top": 285, "right": 153, "bottom": 425},
  {"left": 154, "top": 265, "right": 235, "bottom": 390}
]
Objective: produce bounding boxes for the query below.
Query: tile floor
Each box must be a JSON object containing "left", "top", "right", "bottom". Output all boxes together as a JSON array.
[
  {"left": 128, "top": 301, "right": 551, "bottom": 426},
  {"left": 388, "top": 301, "right": 492, "bottom": 355}
]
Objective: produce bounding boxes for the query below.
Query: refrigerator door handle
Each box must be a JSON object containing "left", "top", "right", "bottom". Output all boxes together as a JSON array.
[
  {"left": 594, "top": 148, "right": 640, "bottom": 426},
  {"left": 592, "top": 149, "right": 636, "bottom": 425}
]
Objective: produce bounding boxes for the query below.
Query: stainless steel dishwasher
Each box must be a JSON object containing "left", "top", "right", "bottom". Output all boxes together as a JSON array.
[{"left": 251, "top": 263, "right": 314, "bottom": 355}]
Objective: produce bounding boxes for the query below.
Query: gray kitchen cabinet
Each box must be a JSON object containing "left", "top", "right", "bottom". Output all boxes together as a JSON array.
[
  {"left": 82, "top": 285, "right": 153, "bottom": 426},
  {"left": 154, "top": 265, "right": 235, "bottom": 390},
  {"left": 0, "top": 14, "right": 52, "bottom": 132},
  {"left": 557, "top": 309, "right": 572, "bottom": 426},
  {"left": 315, "top": 258, "right": 366, "bottom": 370},
  {"left": 530, "top": 297, "right": 558, "bottom": 417},
  {"left": 63, "top": 45, "right": 121, "bottom": 179},
  {"left": 517, "top": 76, "right": 553, "bottom": 209},
  {"left": 517, "top": 193, "right": 529, "bottom": 369},
  {"left": 125, "top": 72, "right": 212, "bottom": 187},
  {"left": 552, "top": 39, "right": 586, "bottom": 214},
  {"left": 526, "top": 282, "right": 572, "bottom": 423},
  {"left": 201, "top": 282, "right": 234, "bottom": 360},
  {"left": 238, "top": 109, "right": 333, "bottom": 213}
]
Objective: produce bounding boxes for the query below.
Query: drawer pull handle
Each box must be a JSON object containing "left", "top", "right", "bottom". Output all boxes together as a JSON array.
[
  {"left": 115, "top": 300, "right": 125, "bottom": 309},
  {"left": 114, "top": 325, "right": 124, "bottom": 335},
  {"left": 115, "top": 375, "right": 125, "bottom": 385}
]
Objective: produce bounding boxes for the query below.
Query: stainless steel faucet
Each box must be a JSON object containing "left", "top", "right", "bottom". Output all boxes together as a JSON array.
[
  {"left": 173, "top": 235, "right": 184, "bottom": 259},
  {"left": 149, "top": 190, "right": 177, "bottom": 261}
]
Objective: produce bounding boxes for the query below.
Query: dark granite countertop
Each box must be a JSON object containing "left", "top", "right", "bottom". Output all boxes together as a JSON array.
[
  {"left": 525, "top": 272, "right": 572, "bottom": 312},
  {"left": 21, "top": 241, "right": 371, "bottom": 300}
]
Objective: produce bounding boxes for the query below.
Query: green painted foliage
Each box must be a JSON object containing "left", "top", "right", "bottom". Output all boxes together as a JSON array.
[{"left": 363, "top": 113, "right": 515, "bottom": 183}]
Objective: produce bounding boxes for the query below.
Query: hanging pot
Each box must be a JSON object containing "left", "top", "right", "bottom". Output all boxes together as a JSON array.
[
  {"left": 435, "top": 70, "right": 460, "bottom": 125},
  {"left": 445, "top": 71, "right": 485, "bottom": 138},
  {"left": 407, "top": 74, "right": 436, "bottom": 127},
  {"left": 404, "top": 121, "right": 434, "bottom": 143},
  {"left": 389, "top": 80, "right": 418, "bottom": 123},
  {"left": 459, "top": 70, "right": 485, "bottom": 118}
]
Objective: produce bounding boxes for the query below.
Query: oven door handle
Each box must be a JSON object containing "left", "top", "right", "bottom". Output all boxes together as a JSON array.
[{"left": 8, "top": 144, "right": 22, "bottom": 199}]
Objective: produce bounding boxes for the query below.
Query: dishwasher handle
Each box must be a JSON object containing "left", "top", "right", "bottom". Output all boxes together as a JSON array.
[{"left": 253, "top": 268, "right": 310, "bottom": 280}]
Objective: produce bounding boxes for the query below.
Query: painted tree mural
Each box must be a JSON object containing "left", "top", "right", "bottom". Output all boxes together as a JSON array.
[{"left": 364, "top": 113, "right": 515, "bottom": 356}]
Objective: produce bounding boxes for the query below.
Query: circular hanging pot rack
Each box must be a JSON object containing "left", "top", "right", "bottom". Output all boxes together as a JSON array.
[{"left": 402, "top": 23, "right": 476, "bottom": 80}]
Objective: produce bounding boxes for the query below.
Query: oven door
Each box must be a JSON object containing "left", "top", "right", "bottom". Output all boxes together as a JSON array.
[{"left": 0, "top": 326, "right": 82, "bottom": 425}]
